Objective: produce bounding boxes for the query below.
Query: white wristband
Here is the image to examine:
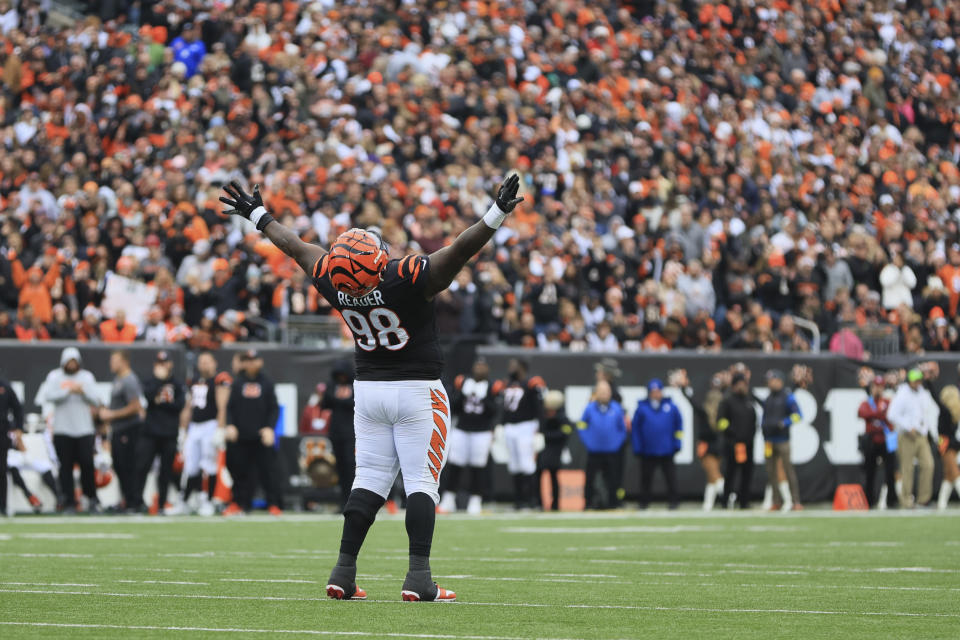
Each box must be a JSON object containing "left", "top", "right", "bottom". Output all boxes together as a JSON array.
[
  {"left": 482, "top": 203, "right": 508, "bottom": 229},
  {"left": 250, "top": 206, "right": 268, "bottom": 227}
]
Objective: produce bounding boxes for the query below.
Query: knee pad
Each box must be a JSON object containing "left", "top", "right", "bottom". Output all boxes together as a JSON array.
[{"left": 343, "top": 488, "right": 386, "bottom": 525}]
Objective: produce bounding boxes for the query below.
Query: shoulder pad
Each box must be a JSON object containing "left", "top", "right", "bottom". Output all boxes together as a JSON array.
[
  {"left": 528, "top": 376, "right": 546, "bottom": 390},
  {"left": 492, "top": 380, "right": 506, "bottom": 395}
]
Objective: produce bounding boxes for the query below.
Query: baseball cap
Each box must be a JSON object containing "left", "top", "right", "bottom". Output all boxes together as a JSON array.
[
  {"left": 766, "top": 369, "right": 786, "bottom": 381},
  {"left": 907, "top": 368, "right": 923, "bottom": 382},
  {"left": 873, "top": 375, "right": 885, "bottom": 387},
  {"left": 648, "top": 378, "right": 664, "bottom": 392},
  {"left": 239, "top": 348, "right": 259, "bottom": 361},
  {"left": 155, "top": 350, "right": 171, "bottom": 363},
  {"left": 731, "top": 372, "right": 746, "bottom": 385}
]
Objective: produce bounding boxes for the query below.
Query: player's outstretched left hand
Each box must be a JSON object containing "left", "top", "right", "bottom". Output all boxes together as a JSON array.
[
  {"left": 496, "top": 173, "right": 524, "bottom": 213},
  {"left": 220, "top": 181, "right": 264, "bottom": 220}
]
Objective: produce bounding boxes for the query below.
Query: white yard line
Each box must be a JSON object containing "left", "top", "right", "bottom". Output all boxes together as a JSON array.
[
  {"left": 23, "top": 533, "right": 136, "bottom": 539},
  {"left": 220, "top": 578, "right": 317, "bottom": 584},
  {"left": 0, "top": 582, "right": 98, "bottom": 587},
  {"left": 117, "top": 580, "right": 209, "bottom": 586},
  {"left": 1, "top": 588, "right": 957, "bottom": 618},
  {"left": 0, "top": 621, "right": 586, "bottom": 640}
]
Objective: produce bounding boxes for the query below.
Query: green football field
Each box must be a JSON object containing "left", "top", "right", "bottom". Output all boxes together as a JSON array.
[{"left": 0, "top": 509, "right": 957, "bottom": 639}]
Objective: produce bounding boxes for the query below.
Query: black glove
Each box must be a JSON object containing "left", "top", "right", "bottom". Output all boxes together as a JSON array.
[
  {"left": 220, "top": 181, "right": 274, "bottom": 231},
  {"left": 495, "top": 173, "right": 524, "bottom": 213}
]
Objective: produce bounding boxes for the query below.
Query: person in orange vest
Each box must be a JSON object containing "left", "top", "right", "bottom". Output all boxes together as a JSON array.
[
  {"left": 15, "top": 260, "right": 60, "bottom": 325},
  {"left": 100, "top": 309, "right": 138, "bottom": 342}
]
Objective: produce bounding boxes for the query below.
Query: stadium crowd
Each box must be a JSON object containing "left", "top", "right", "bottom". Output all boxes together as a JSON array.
[{"left": 3, "top": 0, "right": 960, "bottom": 355}]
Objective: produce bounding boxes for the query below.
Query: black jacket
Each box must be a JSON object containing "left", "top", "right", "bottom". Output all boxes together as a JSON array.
[
  {"left": 717, "top": 391, "right": 757, "bottom": 444},
  {"left": 539, "top": 410, "right": 573, "bottom": 469},
  {"left": 0, "top": 378, "right": 23, "bottom": 449},
  {"left": 321, "top": 382, "right": 355, "bottom": 441},
  {"left": 227, "top": 372, "right": 279, "bottom": 441},
  {"left": 143, "top": 375, "right": 187, "bottom": 438}
]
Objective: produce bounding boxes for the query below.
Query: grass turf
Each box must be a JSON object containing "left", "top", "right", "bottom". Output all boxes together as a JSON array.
[{"left": 0, "top": 509, "right": 957, "bottom": 639}]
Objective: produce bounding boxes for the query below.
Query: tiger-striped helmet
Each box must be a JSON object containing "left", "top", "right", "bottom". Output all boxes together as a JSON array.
[{"left": 327, "top": 228, "right": 388, "bottom": 298}]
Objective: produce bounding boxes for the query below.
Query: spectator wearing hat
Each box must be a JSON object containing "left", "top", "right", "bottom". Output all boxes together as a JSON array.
[
  {"left": 887, "top": 369, "right": 937, "bottom": 508},
  {"left": 760, "top": 369, "right": 803, "bottom": 511},
  {"left": 39, "top": 347, "right": 102, "bottom": 513},
  {"left": 858, "top": 376, "right": 898, "bottom": 508},
  {"left": 577, "top": 380, "right": 627, "bottom": 510},
  {"left": 716, "top": 371, "right": 758, "bottom": 509},
  {"left": 224, "top": 350, "right": 283, "bottom": 515},
  {"left": 631, "top": 378, "right": 683, "bottom": 509},
  {"left": 133, "top": 351, "right": 186, "bottom": 514}
]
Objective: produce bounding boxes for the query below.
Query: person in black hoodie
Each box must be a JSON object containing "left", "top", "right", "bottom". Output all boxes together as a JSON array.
[
  {"left": 538, "top": 389, "right": 572, "bottom": 511},
  {"left": 224, "top": 349, "right": 282, "bottom": 515},
  {"left": 716, "top": 371, "right": 757, "bottom": 509},
  {"left": 322, "top": 360, "right": 356, "bottom": 509},
  {"left": 133, "top": 351, "right": 186, "bottom": 514}
]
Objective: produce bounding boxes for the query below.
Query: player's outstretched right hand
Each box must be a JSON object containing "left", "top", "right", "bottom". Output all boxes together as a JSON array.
[
  {"left": 220, "top": 181, "right": 264, "bottom": 220},
  {"left": 496, "top": 173, "right": 524, "bottom": 213}
]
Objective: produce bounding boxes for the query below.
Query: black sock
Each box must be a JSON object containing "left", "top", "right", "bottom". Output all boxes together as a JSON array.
[
  {"left": 41, "top": 471, "right": 59, "bottom": 499},
  {"left": 339, "top": 488, "right": 385, "bottom": 559},
  {"left": 207, "top": 474, "right": 217, "bottom": 500},
  {"left": 513, "top": 474, "right": 523, "bottom": 507},
  {"left": 405, "top": 492, "right": 436, "bottom": 559},
  {"left": 442, "top": 464, "right": 462, "bottom": 494},
  {"left": 10, "top": 468, "right": 31, "bottom": 497},
  {"left": 183, "top": 474, "right": 202, "bottom": 501},
  {"left": 469, "top": 465, "right": 485, "bottom": 496}
]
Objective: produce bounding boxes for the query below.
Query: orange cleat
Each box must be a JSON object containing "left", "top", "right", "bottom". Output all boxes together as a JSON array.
[
  {"left": 268, "top": 505, "right": 283, "bottom": 516},
  {"left": 222, "top": 503, "right": 244, "bottom": 517},
  {"left": 385, "top": 499, "right": 399, "bottom": 515},
  {"left": 28, "top": 494, "right": 42, "bottom": 510},
  {"left": 326, "top": 584, "right": 367, "bottom": 600},
  {"left": 401, "top": 585, "right": 456, "bottom": 602}
]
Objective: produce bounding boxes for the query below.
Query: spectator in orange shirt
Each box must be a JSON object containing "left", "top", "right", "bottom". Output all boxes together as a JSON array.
[
  {"left": 15, "top": 303, "right": 50, "bottom": 341},
  {"left": 15, "top": 260, "right": 60, "bottom": 325},
  {"left": 100, "top": 310, "right": 138, "bottom": 343}
]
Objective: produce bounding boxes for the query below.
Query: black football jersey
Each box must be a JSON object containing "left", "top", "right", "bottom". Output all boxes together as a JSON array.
[
  {"left": 501, "top": 376, "right": 546, "bottom": 424},
  {"left": 190, "top": 372, "right": 232, "bottom": 423},
  {"left": 452, "top": 376, "right": 497, "bottom": 432},
  {"left": 312, "top": 254, "right": 443, "bottom": 381}
]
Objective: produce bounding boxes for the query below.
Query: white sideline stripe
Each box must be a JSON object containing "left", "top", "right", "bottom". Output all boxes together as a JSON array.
[
  {"left": 221, "top": 578, "right": 316, "bottom": 584},
  {"left": 0, "top": 582, "right": 98, "bottom": 587},
  {"left": 0, "top": 534, "right": 10, "bottom": 541},
  {"left": 500, "top": 526, "right": 721, "bottom": 534},
  {"left": 2, "top": 589, "right": 957, "bottom": 618},
  {"left": 117, "top": 580, "right": 209, "bottom": 586},
  {"left": 24, "top": 533, "right": 136, "bottom": 539},
  {"left": 0, "top": 552, "right": 93, "bottom": 558},
  {"left": 0, "top": 621, "right": 583, "bottom": 640}
]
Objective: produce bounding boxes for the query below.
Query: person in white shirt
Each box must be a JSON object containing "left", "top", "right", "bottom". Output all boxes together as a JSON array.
[{"left": 886, "top": 369, "right": 936, "bottom": 507}]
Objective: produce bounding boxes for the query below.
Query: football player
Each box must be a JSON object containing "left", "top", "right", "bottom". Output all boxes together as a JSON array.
[
  {"left": 500, "top": 358, "right": 546, "bottom": 510},
  {"left": 181, "top": 351, "right": 232, "bottom": 516},
  {"left": 439, "top": 358, "right": 498, "bottom": 515},
  {"left": 221, "top": 173, "right": 523, "bottom": 602}
]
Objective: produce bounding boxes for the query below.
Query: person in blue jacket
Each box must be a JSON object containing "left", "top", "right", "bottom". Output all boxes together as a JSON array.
[
  {"left": 761, "top": 369, "right": 803, "bottom": 511},
  {"left": 170, "top": 23, "right": 207, "bottom": 78},
  {"left": 577, "top": 380, "right": 627, "bottom": 509},
  {"left": 632, "top": 378, "right": 683, "bottom": 509}
]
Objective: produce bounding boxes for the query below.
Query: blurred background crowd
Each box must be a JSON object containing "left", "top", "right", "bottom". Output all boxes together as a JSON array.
[{"left": 3, "top": 0, "right": 960, "bottom": 357}]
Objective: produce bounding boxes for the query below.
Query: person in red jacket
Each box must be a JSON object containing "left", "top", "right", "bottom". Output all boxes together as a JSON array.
[{"left": 858, "top": 376, "right": 897, "bottom": 508}]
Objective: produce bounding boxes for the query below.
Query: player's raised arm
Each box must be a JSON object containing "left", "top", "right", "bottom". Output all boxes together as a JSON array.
[
  {"left": 424, "top": 173, "right": 523, "bottom": 299},
  {"left": 220, "top": 181, "right": 325, "bottom": 275}
]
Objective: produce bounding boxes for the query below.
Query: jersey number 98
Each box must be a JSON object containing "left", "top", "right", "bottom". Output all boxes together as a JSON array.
[{"left": 341, "top": 308, "right": 410, "bottom": 351}]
